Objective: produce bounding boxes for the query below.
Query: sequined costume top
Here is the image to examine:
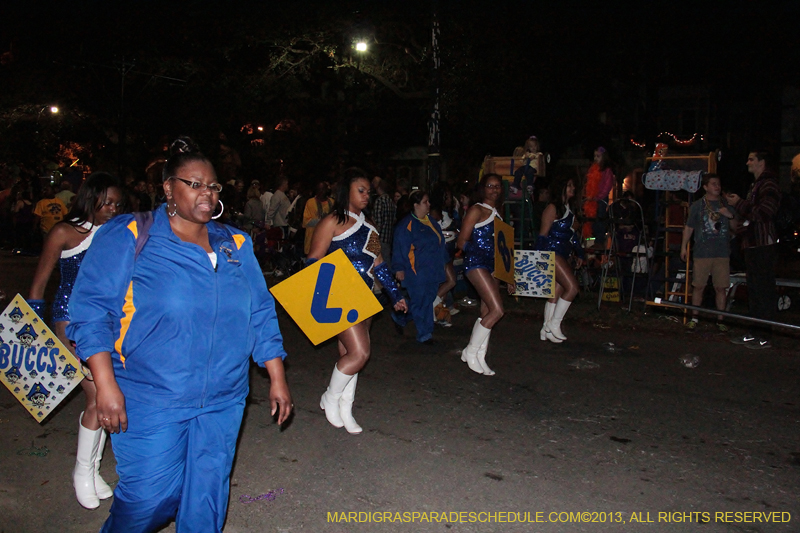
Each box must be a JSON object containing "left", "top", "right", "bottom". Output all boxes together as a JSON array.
[
  {"left": 52, "top": 222, "right": 98, "bottom": 322},
  {"left": 328, "top": 211, "right": 382, "bottom": 289},
  {"left": 541, "top": 206, "right": 578, "bottom": 259},
  {"left": 463, "top": 203, "right": 501, "bottom": 273}
]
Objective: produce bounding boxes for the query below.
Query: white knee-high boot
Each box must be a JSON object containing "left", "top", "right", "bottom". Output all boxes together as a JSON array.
[
  {"left": 320, "top": 365, "right": 353, "bottom": 428},
  {"left": 540, "top": 301, "right": 556, "bottom": 341},
  {"left": 461, "top": 318, "right": 491, "bottom": 374},
  {"left": 339, "top": 373, "right": 362, "bottom": 434},
  {"left": 94, "top": 429, "right": 113, "bottom": 500},
  {"left": 74, "top": 412, "right": 100, "bottom": 509},
  {"left": 476, "top": 326, "right": 494, "bottom": 376},
  {"left": 546, "top": 298, "right": 571, "bottom": 342}
]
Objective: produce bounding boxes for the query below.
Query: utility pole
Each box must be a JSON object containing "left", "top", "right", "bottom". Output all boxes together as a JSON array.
[
  {"left": 426, "top": 0, "right": 441, "bottom": 188},
  {"left": 116, "top": 58, "right": 136, "bottom": 177}
]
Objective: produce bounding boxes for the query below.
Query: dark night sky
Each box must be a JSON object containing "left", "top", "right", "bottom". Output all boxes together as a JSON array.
[{"left": 2, "top": 1, "right": 799, "bottom": 179}]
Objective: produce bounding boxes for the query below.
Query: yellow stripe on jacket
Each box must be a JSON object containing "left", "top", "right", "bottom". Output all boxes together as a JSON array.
[
  {"left": 114, "top": 282, "right": 135, "bottom": 366},
  {"left": 114, "top": 219, "right": 141, "bottom": 366}
]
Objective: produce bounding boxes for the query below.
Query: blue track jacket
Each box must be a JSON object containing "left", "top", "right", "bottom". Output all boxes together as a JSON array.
[
  {"left": 67, "top": 208, "right": 287, "bottom": 408},
  {"left": 391, "top": 214, "right": 448, "bottom": 287}
]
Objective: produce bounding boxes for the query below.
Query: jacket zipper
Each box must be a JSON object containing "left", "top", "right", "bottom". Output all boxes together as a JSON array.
[{"left": 201, "top": 248, "right": 219, "bottom": 408}]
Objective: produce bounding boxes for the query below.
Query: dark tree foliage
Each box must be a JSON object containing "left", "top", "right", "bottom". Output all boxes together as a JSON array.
[{"left": 1, "top": 1, "right": 797, "bottom": 177}]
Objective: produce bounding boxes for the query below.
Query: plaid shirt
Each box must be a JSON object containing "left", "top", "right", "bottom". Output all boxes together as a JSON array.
[
  {"left": 737, "top": 171, "right": 781, "bottom": 248},
  {"left": 372, "top": 193, "right": 396, "bottom": 244}
]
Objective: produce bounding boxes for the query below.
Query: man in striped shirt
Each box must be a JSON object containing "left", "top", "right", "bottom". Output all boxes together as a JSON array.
[{"left": 371, "top": 177, "right": 396, "bottom": 265}]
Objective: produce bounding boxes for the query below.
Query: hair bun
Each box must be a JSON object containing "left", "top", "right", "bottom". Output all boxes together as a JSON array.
[{"left": 170, "top": 136, "right": 201, "bottom": 156}]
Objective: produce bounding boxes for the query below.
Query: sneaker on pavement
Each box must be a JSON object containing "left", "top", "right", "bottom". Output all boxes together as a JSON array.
[
  {"left": 745, "top": 338, "right": 772, "bottom": 350},
  {"left": 731, "top": 334, "right": 756, "bottom": 345},
  {"left": 437, "top": 320, "right": 453, "bottom": 328},
  {"left": 685, "top": 320, "right": 698, "bottom": 330},
  {"left": 459, "top": 297, "right": 478, "bottom": 307},
  {"left": 448, "top": 306, "right": 460, "bottom": 316},
  {"left": 716, "top": 323, "right": 729, "bottom": 333}
]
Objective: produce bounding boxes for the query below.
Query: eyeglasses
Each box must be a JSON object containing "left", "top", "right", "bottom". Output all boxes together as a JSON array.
[
  {"left": 170, "top": 177, "right": 223, "bottom": 193},
  {"left": 485, "top": 184, "right": 502, "bottom": 190}
]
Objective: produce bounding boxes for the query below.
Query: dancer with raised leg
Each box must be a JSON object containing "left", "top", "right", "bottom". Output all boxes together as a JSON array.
[
  {"left": 28, "top": 173, "right": 124, "bottom": 509},
  {"left": 456, "top": 174, "right": 515, "bottom": 376},
  {"left": 307, "top": 169, "right": 407, "bottom": 434},
  {"left": 537, "top": 176, "right": 584, "bottom": 343}
]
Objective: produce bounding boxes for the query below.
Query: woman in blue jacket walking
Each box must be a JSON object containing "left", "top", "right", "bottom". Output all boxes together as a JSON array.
[
  {"left": 391, "top": 190, "right": 448, "bottom": 344},
  {"left": 68, "top": 137, "right": 292, "bottom": 533}
]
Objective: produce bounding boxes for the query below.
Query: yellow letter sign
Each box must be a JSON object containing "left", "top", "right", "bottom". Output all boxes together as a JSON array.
[
  {"left": 270, "top": 249, "right": 384, "bottom": 345},
  {"left": 493, "top": 218, "right": 515, "bottom": 284}
]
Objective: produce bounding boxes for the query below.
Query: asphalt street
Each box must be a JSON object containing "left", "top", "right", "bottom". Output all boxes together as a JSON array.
[{"left": 1, "top": 251, "right": 798, "bottom": 533}]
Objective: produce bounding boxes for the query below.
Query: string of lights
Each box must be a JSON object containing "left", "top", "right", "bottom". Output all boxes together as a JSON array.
[
  {"left": 629, "top": 138, "right": 646, "bottom": 148},
  {"left": 657, "top": 132, "right": 703, "bottom": 145},
  {"left": 629, "top": 132, "right": 704, "bottom": 149}
]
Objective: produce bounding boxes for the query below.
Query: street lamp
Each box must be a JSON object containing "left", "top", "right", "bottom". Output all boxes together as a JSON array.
[
  {"left": 35, "top": 105, "right": 60, "bottom": 135},
  {"left": 355, "top": 41, "right": 368, "bottom": 52},
  {"left": 37, "top": 105, "right": 59, "bottom": 121}
]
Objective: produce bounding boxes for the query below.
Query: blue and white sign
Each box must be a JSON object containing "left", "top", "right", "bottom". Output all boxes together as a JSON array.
[
  {"left": 513, "top": 250, "right": 556, "bottom": 298},
  {"left": 0, "top": 294, "right": 84, "bottom": 422}
]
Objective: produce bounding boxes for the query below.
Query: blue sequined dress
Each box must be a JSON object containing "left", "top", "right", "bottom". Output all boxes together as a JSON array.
[
  {"left": 52, "top": 222, "right": 98, "bottom": 322},
  {"left": 328, "top": 212, "right": 382, "bottom": 289},
  {"left": 463, "top": 203, "right": 500, "bottom": 273},
  {"left": 541, "top": 206, "right": 578, "bottom": 259}
]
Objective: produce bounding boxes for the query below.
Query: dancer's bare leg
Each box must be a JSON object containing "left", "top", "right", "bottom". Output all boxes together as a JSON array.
[
  {"left": 437, "top": 263, "right": 456, "bottom": 299},
  {"left": 466, "top": 269, "right": 504, "bottom": 329},
  {"left": 55, "top": 322, "right": 100, "bottom": 430},
  {"left": 335, "top": 318, "right": 372, "bottom": 375},
  {"left": 548, "top": 282, "right": 564, "bottom": 304},
  {"left": 554, "top": 256, "right": 579, "bottom": 302}
]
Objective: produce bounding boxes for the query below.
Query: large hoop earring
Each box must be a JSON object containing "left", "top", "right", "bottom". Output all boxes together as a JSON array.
[
  {"left": 212, "top": 200, "right": 224, "bottom": 220},
  {"left": 167, "top": 202, "right": 177, "bottom": 217}
]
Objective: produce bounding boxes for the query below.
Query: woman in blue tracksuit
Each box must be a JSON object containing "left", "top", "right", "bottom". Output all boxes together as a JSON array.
[
  {"left": 391, "top": 190, "right": 448, "bottom": 344},
  {"left": 67, "top": 137, "right": 292, "bottom": 533}
]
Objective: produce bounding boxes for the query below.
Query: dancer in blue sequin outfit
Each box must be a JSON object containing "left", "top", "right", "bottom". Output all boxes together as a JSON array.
[
  {"left": 536, "top": 176, "right": 585, "bottom": 344},
  {"left": 456, "top": 174, "right": 515, "bottom": 376},
  {"left": 307, "top": 169, "right": 407, "bottom": 434},
  {"left": 27, "top": 173, "right": 124, "bottom": 509}
]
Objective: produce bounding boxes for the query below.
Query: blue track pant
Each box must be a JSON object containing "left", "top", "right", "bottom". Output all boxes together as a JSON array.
[
  {"left": 392, "top": 281, "right": 438, "bottom": 342},
  {"left": 101, "top": 396, "right": 246, "bottom": 533}
]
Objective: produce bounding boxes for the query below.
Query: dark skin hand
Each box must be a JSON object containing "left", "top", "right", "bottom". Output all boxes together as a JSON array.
[
  {"left": 264, "top": 357, "right": 292, "bottom": 425},
  {"left": 87, "top": 351, "right": 127, "bottom": 433}
]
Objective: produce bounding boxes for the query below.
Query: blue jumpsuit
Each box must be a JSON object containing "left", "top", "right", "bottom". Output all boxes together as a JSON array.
[
  {"left": 391, "top": 214, "right": 448, "bottom": 342},
  {"left": 538, "top": 206, "right": 584, "bottom": 259},
  {"left": 463, "top": 203, "right": 500, "bottom": 273},
  {"left": 51, "top": 222, "right": 98, "bottom": 322},
  {"left": 68, "top": 207, "right": 286, "bottom": 533}
]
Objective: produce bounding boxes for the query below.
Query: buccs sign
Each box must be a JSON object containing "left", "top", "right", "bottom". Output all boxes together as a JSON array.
[{"left": 0, "top": 295, "right": 84, "bottom": 422}]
